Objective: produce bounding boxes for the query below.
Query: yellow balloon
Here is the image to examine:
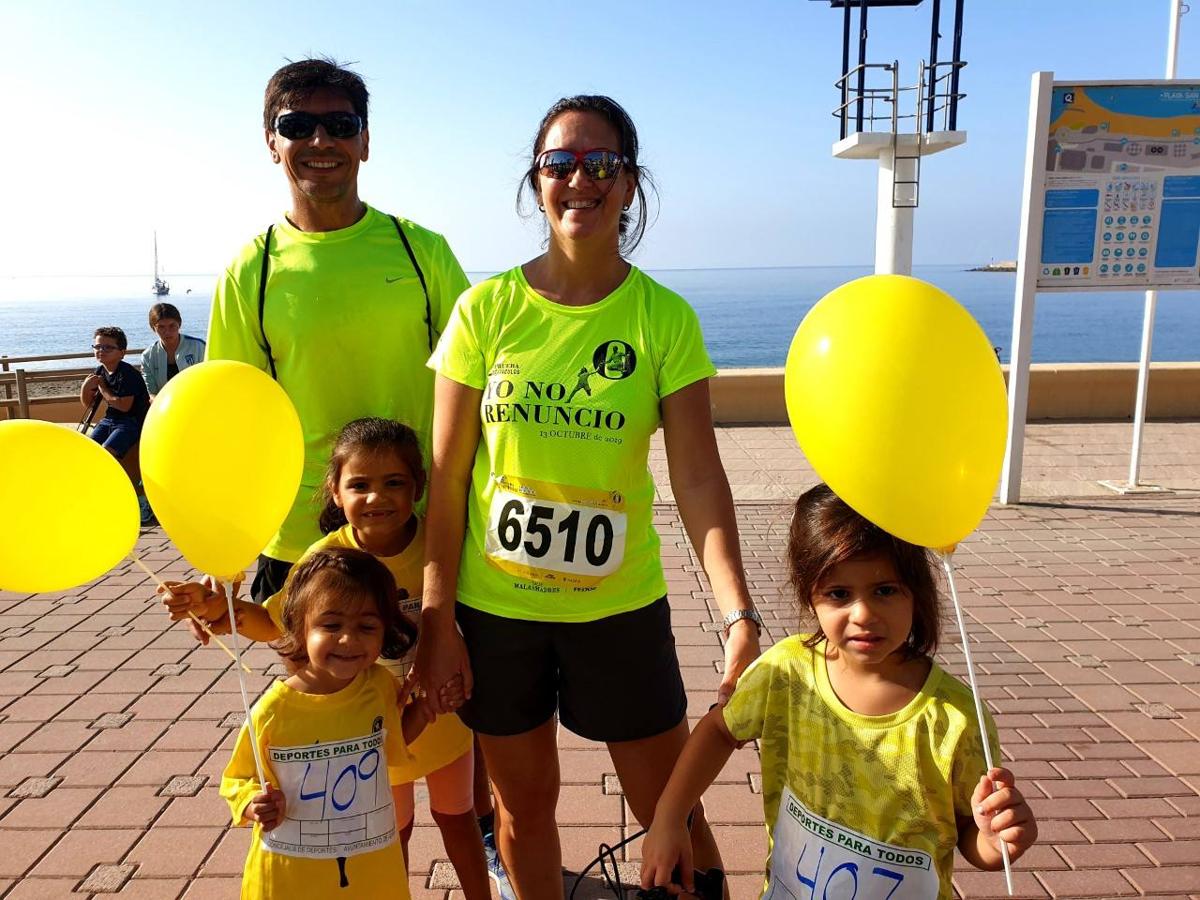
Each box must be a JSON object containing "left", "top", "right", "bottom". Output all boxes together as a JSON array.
[
  {"left": 0, "top": 420, "right": 140, "bottom": 592},
  {"left": 141, "top": 361, "right": 303, "bottom": 580},
  {"left": 785, "top": 275, "right": 1007, "bottom": 550}
]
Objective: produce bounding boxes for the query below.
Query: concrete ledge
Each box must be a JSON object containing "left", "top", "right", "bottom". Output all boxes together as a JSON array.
[{"left": 709, "top": 363, "right": 1200, "bottom": 425}]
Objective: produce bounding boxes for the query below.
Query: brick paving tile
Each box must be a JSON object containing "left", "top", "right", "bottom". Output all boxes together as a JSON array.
[
  {"left": 0, "top": 786, "right": 102, "bottom": 829},
  {"left": 73, "top": 785, "right": 168, "bottom": 829},
  {"left": 1055, "top": 841, "right": 1154, "bottom": 869},
  {"left": 155, "top": 792, "right": 233, "bottom": 829},
  {"left": 125, "top": 826, "right": 224, "bottom": 878},
  {"left": 1157, "top": 818, "right": 1200, "bottom": 839},
  {"left": 28, "top": 827, "right": 142, "bottom": 878},
  {"left": 52, "top": 750, "right": 140, "bottom": 788},
  {"left": 1035, "top": 868, "right": 1141, "bottom": 897},
  {"left": 113, "top": 750, "right": 206, "bottom": 787},
  {"left": 111, "top": 877, "right": 190, "bottom": 899},
  {"left": 1124, "top": 865, "right": 1200, "bottom": 894},
  {"left": 196, "top": 827, "right": 250, "bottom": 878},
  {"left": 1078, "top": 816, "right": 1173, "bottom": 842},
  {"left": 0, "top": 828, "right": 61, "bottom": 878},
  {"left": 1139, "top": 839, "right": 1200, "bottom": 866},
  {"left": 3, "top": 876, "right": 85, "bottom": 898},
  {"left": 0, "top": 754, "right": 68, "bottom": 788},
  {"left": 952, "top": 869, "right": 1051, "bottom": 898}
]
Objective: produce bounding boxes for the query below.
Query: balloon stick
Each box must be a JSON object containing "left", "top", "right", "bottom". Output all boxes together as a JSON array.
[
  {"left": 129, "top": 555, "right": 251, "bottom": 675},
  {"left": 940, "top": 551, "right": 1014, "bottom": 896},
  {"left": 222, "top": 577, "right": 269, "bottom": 792}
]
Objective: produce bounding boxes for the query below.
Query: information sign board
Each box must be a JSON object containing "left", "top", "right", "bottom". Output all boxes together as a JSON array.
[{"left": 1037, "top": 82, "right": 1200, "bottom": 291}]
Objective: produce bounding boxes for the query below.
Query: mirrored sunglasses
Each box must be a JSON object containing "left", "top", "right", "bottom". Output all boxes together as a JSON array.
[
  {"left": 537, "top": 148, "right": 628, "bottom": 181},
  {"left": 274, "top": 111, "right": 364, "bottom": 141}
]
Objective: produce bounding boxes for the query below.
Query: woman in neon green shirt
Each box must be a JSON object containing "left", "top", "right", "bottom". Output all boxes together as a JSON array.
[{"left": 418, "top": 95, "right": 762, "bottom": 896}]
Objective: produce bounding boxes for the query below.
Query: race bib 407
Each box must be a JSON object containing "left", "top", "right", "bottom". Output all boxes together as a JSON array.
[
  {"left": 766, "top": 786, "right": 940, "bottom": 900},
  {"left": 484, "top": 474, "right": 627, "bottom": 588}
]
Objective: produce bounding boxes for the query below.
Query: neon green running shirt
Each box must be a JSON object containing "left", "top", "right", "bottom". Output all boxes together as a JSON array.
[
  {"left": 430, "top": 265, "right": 716, "bottom": 622},
  {"left": 207, "top": 206, "right": 469, "bottom": 563}
]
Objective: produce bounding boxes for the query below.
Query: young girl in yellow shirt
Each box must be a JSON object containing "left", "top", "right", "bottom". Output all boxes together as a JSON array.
[
  {"left": 641, "top": 484, "right": 1038, "bottom": 899},
  {"left": 173, "top": 419, "right": 490, "bottom": 897}
]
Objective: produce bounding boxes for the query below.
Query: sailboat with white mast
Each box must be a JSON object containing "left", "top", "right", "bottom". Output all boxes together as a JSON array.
[{"left": 152, "top": 232, "right": 170, "bottom": 296}]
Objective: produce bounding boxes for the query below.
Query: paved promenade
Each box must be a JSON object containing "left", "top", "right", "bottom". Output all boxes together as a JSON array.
[{"left": 0, "top": 421, "right": 1197, "bottom": 898}]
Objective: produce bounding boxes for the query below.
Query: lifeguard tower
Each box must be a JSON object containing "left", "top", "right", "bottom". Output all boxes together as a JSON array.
[{"left": 815, "top": 0, "right": 968, "bottom": 274}]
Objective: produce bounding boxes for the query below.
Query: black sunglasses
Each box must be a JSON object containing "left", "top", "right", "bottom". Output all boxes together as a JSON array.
[
  {"left": 536, "top": 148, "right": 628, "bottom": 181},
  {"left": 274, "top": 111, "right": 365, "bottom": 141}
]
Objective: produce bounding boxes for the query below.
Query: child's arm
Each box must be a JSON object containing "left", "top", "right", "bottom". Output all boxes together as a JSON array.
[
  {"left": 80, "top": 373, "right": 102, "bottom": 409},
  {"left": 640, "top": 705, "right": 740, "bottom": 895},
  {"left": 158, "top": 582, "right": 281, "bottom": 643},
  {"left": 401, "top": 696, "right": 436, "bottom": 744},
  {"left": 957, "top": 767, "right": 1038, "bottom": 870},
  {"left": 220, "top": 722, "right": 284, "bottom": 829}
]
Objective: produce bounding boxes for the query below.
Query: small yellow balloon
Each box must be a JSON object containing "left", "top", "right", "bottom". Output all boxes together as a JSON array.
[
  {"left": 141, "top": 361, "right": 303, "bottom": 580},
  {"left": 785, "top": 275, "right": 1007, "bottom": 550},
  {"left": 0, "top": 420, "right": 139, "bottom": 592}
]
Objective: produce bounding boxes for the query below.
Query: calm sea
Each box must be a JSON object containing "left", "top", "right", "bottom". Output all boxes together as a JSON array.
[{"left": 2, "top": 265, "right": 1198, "bottom": 371}]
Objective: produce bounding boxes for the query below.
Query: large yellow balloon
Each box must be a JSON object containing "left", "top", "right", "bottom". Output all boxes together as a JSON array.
[
  {"left": 0, "top": 420, "right": 140, "bottom": 592},
  {"left": 785, "top": 275, "right": 1007, "bottom": 550},
  {"left": 141, "top": 361, "right": 303, "bottom": 580}
]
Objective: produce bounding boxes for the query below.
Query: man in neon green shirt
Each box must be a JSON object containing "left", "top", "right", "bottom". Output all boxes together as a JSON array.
[{"left": 205, "top": 59, "right": 470, "bottom": 602}]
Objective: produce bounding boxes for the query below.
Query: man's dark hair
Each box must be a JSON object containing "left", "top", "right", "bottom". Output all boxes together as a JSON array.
[
  {"left": 263, "top": 58, "right": 369, "bottom": 131},
  {"left": 93, "top": 326, "right": 128, "bottom": 351}
]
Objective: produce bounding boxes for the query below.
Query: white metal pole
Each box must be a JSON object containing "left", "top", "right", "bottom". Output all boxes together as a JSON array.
[
  {"left": 875, "top": 147, "right": 915, "bottom": 275},
  {"left": 1000, "top": 72, "right": 1054, "bottom": 504},
  {"left": 1130, "top": 0, "right": 1184, "bottom": 487}
]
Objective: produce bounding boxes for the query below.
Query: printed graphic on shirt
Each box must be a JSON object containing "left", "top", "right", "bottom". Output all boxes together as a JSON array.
[
  {"left": 264, "top": 730, "right": 397, "bottom": 860},
  {"left": 481, "top": 339, "right": 635, "bottom": 447},
  {"left": 766, "top": 786, "right": 938, "bottom": 899},
  {"left": 484, "top": 474, "right": 627, "bottom": 587}
]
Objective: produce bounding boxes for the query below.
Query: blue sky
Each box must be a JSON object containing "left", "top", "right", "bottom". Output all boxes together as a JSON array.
[{"left": 3, "top": 0, "right": 1197, "bottom": 276}]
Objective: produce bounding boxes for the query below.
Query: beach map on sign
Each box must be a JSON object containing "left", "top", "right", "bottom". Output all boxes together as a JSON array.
[{"left": 1038, "top": 83, "right": 1200, "bottom": 291}]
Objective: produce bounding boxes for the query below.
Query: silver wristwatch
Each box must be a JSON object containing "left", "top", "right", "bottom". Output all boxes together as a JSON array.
[{"left": 721, "top": 608, "right": 763, "bottom": 637}]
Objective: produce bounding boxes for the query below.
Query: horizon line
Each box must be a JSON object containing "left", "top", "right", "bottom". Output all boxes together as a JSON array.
[{"left": 2, "top": 261, "right": 998, "bottom": 280}]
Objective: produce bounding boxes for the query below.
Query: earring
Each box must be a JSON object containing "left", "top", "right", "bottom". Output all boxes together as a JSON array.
[
  {"left": 622, "top": 204, "right": 630, "bottom": 211},
  {"left": 538, "top": 204, "right": 545, "bottom": 212},
  {"left": 272, "top": 153, "right": 280, "bottom": 163}
]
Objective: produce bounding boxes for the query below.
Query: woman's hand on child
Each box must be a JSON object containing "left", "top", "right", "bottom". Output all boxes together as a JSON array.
[
  {"left": 717, "top": 618, "right": 761, "bottom": 707},
  {"left": 972, "top": 767, "right": 1037, "bottom": 862},
  {"left": 438, "top": 674, "right": 466, "bottom": 711},
  {"left": 245, "top": 782, "right": 286, "bottom": 832},
  {"left": 640, "top": 819, "right": 694, "bottom": 896}
]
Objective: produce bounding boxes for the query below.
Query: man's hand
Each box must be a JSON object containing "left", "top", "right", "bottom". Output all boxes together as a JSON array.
[{"left": 244, "top": 783, "right": 286, "bottom": 832}]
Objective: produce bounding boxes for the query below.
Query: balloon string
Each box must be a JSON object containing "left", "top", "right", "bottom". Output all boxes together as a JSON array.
[
  {"left": 129, "top": 554, "right": 251, "bottom": 675},
  {"left": 940, "top": 550, "right": 1014, "bottom": 896},
  {"left": 222, "top": 578, "right": 269, "bottom": 792}
]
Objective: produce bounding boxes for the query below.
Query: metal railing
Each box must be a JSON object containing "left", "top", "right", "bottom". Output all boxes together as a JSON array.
[
  {"left": 0, "top": 350, "right": 145, "bottom": 420},
  {"left": 833, "top": 58, "right": 966, "bottom": 139}
]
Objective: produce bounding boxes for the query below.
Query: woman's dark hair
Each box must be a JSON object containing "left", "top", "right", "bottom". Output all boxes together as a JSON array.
[
  {"left": 787, "top": 483, "right": 941, "bottom": 658},
  {"left": 272, "top": 547, "right": 417, "bottom": 663},
  {"left": 148, "top": 302, "right": 182, "bottom": 328},
  {"left": 517, "top": 94, "right": 657, "bottom": 255},
  {"left": 318, "top": 418, "right": 426, "bottom": 534},
  {"left": 263, "top": 57, "right": 369, "bottom": 131}
]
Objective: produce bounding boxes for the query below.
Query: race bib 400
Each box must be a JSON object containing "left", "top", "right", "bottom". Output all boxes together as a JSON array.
[
  {"left": 766, "top": 786, "right": 939, "bottom": 899},
  {"left": 484, "top": 474, "right": 626, "bottom": 588}
]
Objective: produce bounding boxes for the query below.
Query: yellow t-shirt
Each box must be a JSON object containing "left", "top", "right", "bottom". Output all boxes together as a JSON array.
[
  {"left": 206, "top": 206, "right": 469, "bottom": 562},
  {"left": 722, "top": 635, "right": 1000, "bottom": 899},
  {"left": 429, "top": 265, "right": 716, "bottom": 622},
  {"left": 220, "top": 665, "right": 412, "bottom": 900},
  {"left": 264, "top": 521, "right": 473, "bottom": 783}
]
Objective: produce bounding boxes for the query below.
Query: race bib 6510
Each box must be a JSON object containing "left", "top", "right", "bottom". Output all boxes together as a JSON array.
[{"left": 484, "top": 474, "right": 626, "bottom": 587}]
